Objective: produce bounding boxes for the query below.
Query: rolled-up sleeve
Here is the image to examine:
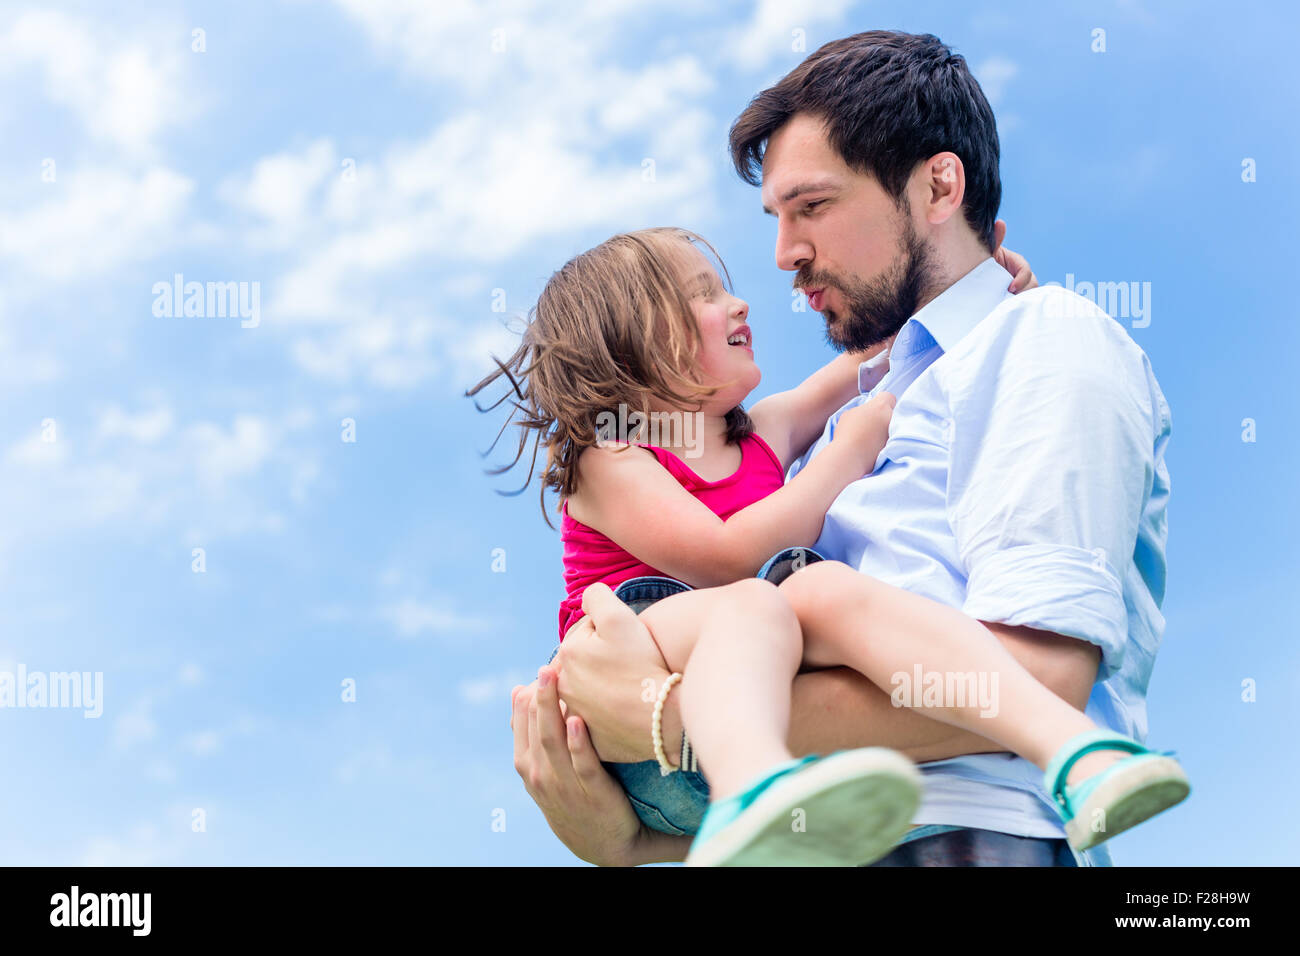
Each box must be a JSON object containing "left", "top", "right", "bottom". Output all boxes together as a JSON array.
[{"left": 942, "top": 290, "right": 1161, "bottom": 680}]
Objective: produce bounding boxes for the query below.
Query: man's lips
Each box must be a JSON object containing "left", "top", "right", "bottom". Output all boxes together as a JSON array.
[{"left": 806, "top": 288, "right": 826, "bottom": 312}]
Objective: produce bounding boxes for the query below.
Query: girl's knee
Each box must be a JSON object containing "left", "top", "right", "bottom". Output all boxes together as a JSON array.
[
  {"left": 778, "top": 560, "right": 861, "bottom": 622},
  {"left": 714, "top": 577, "right": 797, "bottom": 628}
]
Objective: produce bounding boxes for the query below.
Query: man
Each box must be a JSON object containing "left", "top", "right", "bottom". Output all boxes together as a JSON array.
[{"left": 512, "top": 30, "right": 1171, "bottom": 867}]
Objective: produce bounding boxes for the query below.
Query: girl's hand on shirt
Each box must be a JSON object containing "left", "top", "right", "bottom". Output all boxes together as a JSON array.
[
  {"left": 992, "top": 218, "right": 1038, "bottom": 293},
  {"left": 833, "top": 391, "right": 896, "bottom": 474}
]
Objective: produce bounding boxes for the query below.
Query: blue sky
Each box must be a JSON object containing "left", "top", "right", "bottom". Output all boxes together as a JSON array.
[{"left": 1, "top": 0, "right": 1295, "bottom": 865}]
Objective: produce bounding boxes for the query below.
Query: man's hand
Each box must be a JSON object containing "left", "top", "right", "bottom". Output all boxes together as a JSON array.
[
  {"left": 510, "top": 664, "right": 689, "bottom": 866},
  {"left": 510, "top": 667, "right": 641, "bottom": 865},
  {"left": 992, "top": 218, "right": 1037, "bottom": 293},
  {"left": 552, "top": 583, "right": 676, "bottom": 764}
]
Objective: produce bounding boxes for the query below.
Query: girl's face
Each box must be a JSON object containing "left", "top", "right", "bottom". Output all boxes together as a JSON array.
[{"left": 677, "top": 246, "right": 761, "bottom": 414}]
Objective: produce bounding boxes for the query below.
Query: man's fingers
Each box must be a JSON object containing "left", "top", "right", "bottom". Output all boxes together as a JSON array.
[
  {"left": 535, "top": 665, "right": 574, "bottom": 776},
  {"left": 565, "top": 715, "right": 609, "bottom": 788},
  {"left": 512, "top": 682, "right": 536, "bottom": 775},
  {"left": 527, "top": 679, "right": 542, "bottom": 784}
]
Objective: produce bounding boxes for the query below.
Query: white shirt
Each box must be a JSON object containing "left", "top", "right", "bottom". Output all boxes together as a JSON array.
[{"left": 789, "top": 256, "right": 1173, "bottom": 865}]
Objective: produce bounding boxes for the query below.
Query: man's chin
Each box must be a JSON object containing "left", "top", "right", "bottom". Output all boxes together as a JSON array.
[
  {"left": 823, "top": 310, "right": 859, "bottom": 349},
  {"left": 826, "top": 314, "right": 893, "bottom": 353}
]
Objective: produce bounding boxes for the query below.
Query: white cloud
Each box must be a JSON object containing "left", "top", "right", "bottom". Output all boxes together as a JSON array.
[
  {"left": 290, "top": 312, "right": 517, "bottom": 392},
  {"left": 178, "top": 663, "right": 203, "bottom": 685},
  {"left": 82, "top": 823, "right": 169, "bottom": 866},
  {"left": 726, "top": 0, "right": 853, "bottom": 72},
  {"left": 458, "top": 669, "right": 530, "bottom": 705},
  {"left": 0, "top": 334, "right": 60, "bottom": 386},
  {"left": 221, "top": 4, "right": 726, "bottom": 392},
  {"left": 217, "top": 138, "right": 339, "bottom": 243},
  {"left": 80, "top": 805, "right": 212, "bottom": 866},
  {"left": 189, "top": 415, "right": 274, "bottom": 489},
  {"left": 0, "top": 9, "right": 192, "bottom": 155},
  {"left": 96, "top": 405, "right": 175, "bottom": 444},
  {"left": 220, "top": 35, "right": 722, "bottom": 385},
  {"left": 974, "top": 56, "right": 1019, "bottom": 106},
  {"left": 6, "top": 430, "right": 67, "bottom": 466},
  {"left": 380, "top": 597, "right": 490, "bottom": 639},
  {"left": 184, "top": 730, "right": 223, "bottom": 757},
  {"left": 0, "top": 405, "right": 323, "bottom": 560},
  {"left": 258, "top": 106, "right": 717, "bottom": 320},
  {"left": 334, "top": 742, "right": 393, "bottom": 784},
  {"left": 113, "top": 707, "right": 157, "bottom": 751},
  {"left": 0, "top": 166, "right": 193, "bottom": 280},
  {"left": 597, "top": 55, "right": 714, "bottom": 133},
  {"left": 327, "top": 0, "right": 700, "bottom": 91}
]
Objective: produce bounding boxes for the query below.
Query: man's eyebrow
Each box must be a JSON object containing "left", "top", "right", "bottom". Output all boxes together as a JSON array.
[{"left": 761, "top": 179, "right": 840, "bottom": 215}]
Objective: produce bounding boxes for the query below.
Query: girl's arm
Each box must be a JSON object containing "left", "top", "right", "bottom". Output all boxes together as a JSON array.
[
  {"left": 567, "top": 393, "right": 894, "bottom": 588},
  {"left": 747, "top": 345, "right": 889, "bottom": 471}
]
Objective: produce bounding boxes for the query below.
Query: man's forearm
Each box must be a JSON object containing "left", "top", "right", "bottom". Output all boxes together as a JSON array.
[
  {"left": 663, "top": 623, "right": 1098, "bottom": 764},
  {"left": 787, "top": 666, "right": 1004, "bottom": 762},
  {"left": 651, "top": 665, "right": 995, "bottom": 766},
  {"left": 626, "top": 831, "right": 692, "bottom": 866},
  {"left": 785, "top": 620, "right": 1099, "bottom": 760}
]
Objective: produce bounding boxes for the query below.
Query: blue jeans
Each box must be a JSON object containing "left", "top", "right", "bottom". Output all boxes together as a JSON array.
[{"left": 547, "top": 547, "right": 824, "bottom": 835}]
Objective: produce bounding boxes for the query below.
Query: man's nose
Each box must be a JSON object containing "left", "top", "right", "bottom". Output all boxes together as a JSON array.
[{"left": 775, "top": 223, "right": 812, "bottom": 272}]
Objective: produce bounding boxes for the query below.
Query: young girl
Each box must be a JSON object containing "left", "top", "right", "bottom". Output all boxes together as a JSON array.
[{"left": 473, "top": 227, "right": 1190, "bottom": 866}]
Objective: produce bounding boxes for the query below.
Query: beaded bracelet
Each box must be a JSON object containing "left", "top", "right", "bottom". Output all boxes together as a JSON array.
[{"left": 652, "top": 672, "right": 684, "bottom": 776}]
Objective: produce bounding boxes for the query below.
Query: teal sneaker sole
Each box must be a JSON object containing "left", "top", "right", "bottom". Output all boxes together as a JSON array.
[
  {"left": 1063, "top": 754, "right": 1190, "bottom": 851},
  {"left": 685, "top": 748, "right": 921, "bottom": 867}
]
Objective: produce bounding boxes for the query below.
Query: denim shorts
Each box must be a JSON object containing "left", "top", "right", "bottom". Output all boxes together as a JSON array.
[{"left": 547, "top": 546, "right": 825, "bottom": 835}]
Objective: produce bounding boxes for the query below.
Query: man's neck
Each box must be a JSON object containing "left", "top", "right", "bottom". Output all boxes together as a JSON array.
[{"left": 913, "top": 235, "right": 993, "bottom": 314}]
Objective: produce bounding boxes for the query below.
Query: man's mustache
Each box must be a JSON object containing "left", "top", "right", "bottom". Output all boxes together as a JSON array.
[{"left": 794, "top": 270, "right": 842, "bottom": 293}]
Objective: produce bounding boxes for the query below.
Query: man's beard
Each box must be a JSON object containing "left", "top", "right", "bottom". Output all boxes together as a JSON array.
[{"left": 798, "top": 216, "right": 937, "bottom": 353}]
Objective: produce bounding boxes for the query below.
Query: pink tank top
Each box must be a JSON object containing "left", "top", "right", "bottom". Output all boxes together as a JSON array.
[{"left": 557, "top": 433, "right": 785, "bottom": 640}]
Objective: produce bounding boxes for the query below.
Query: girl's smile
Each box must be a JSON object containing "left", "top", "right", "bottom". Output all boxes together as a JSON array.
[{"left": 727, "top": 323, "right": 753, "bottom": 353}]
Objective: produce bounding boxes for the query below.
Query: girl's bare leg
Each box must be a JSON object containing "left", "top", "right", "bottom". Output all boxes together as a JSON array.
[
  {"left": 780, "top": 561, "right": 1122, "bottom": 787},
  {"left": 635, "top": 579, "right": 802, "bottom": 800}
]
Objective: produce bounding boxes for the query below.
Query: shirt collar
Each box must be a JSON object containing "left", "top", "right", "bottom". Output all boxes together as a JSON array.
[{"left": 861, "top": 256, "right": 1011, "bottom": 382}]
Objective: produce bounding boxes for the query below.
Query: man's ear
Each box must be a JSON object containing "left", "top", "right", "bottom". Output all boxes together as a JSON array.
[{"left": 918, "top": 151, "right": 965, "bottom": 227}]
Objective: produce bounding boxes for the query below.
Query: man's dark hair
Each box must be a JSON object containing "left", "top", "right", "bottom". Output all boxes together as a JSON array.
[{"left": 729, "top": 30, "right": 1001, "bottom": 251}]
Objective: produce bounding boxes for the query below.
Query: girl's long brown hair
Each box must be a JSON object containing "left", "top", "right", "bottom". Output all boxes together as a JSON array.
[{"left": 467, "top": 227, "right": 753, "bottom": 526}]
